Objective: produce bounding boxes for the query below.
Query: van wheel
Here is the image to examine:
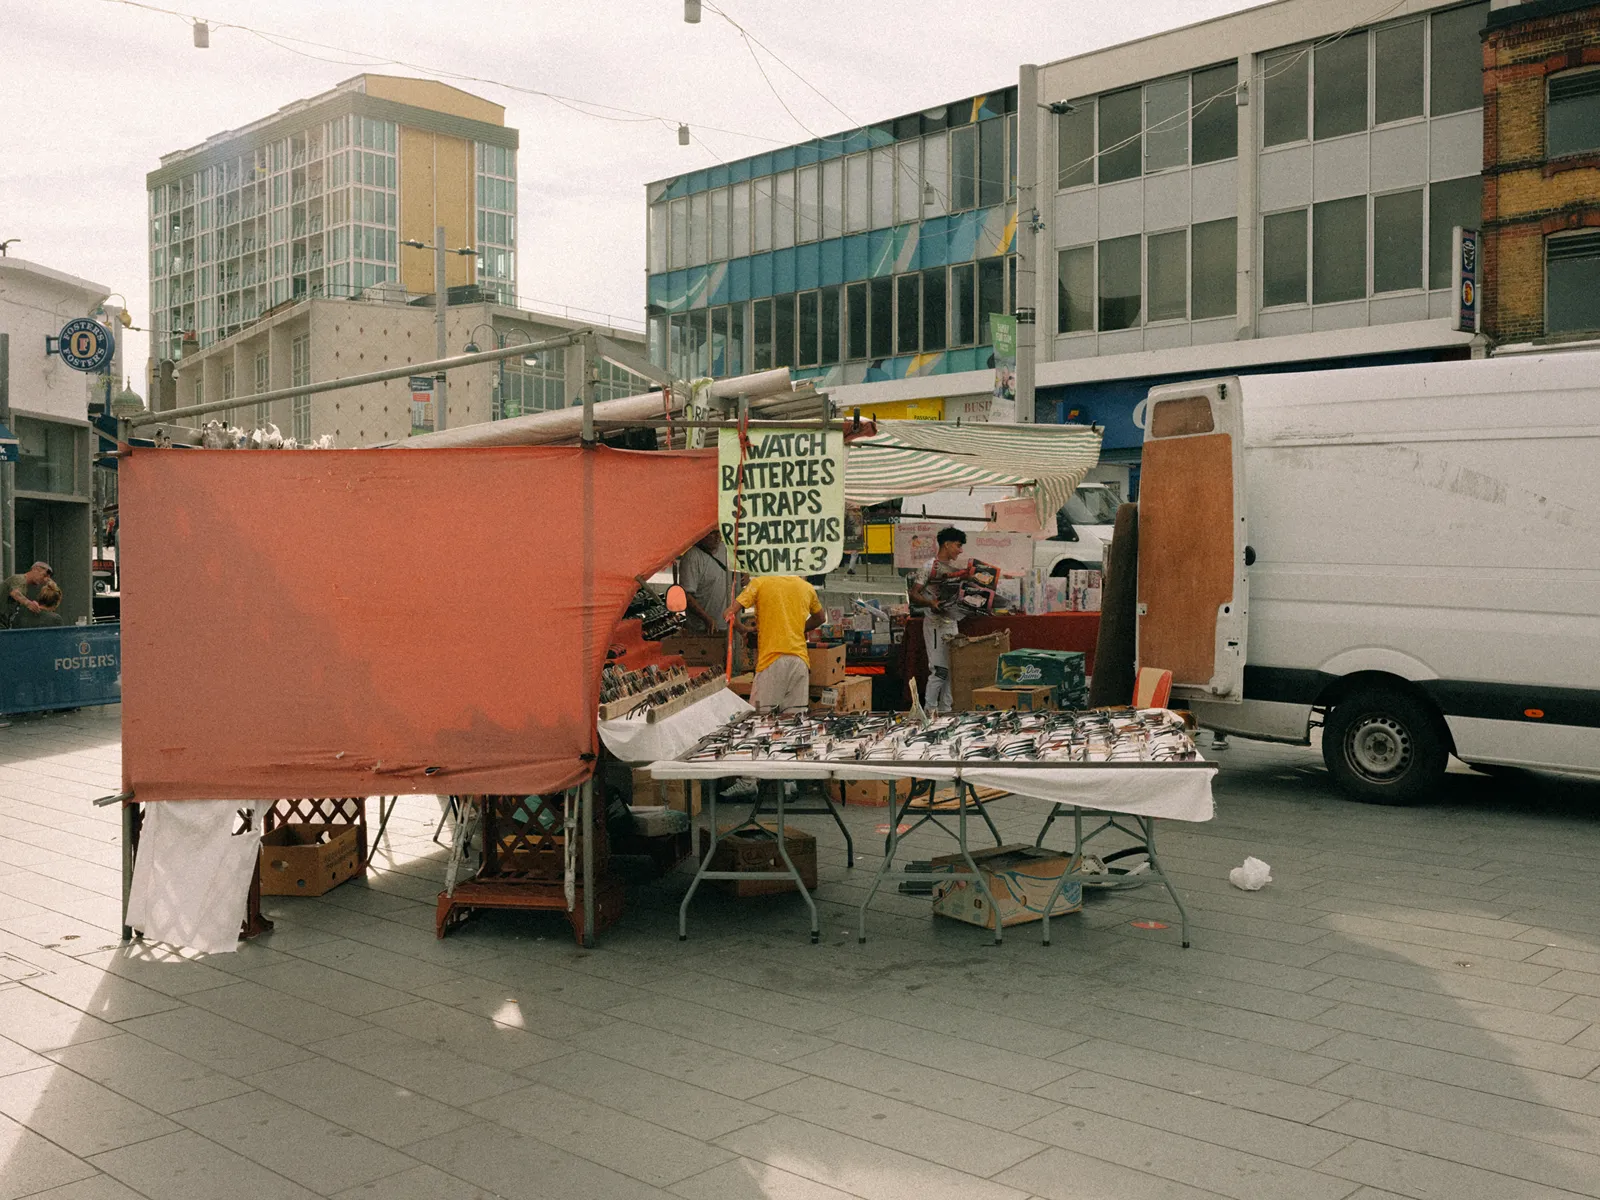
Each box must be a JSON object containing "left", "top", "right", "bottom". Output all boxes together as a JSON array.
[{"left": 1322, "top": 688, "right": 1447, "bottom": 805}]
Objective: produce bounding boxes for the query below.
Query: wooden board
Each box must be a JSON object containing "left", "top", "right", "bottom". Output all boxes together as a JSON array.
[{"left": 1136, "top": 433, "right": 1235, "bottom": 688}]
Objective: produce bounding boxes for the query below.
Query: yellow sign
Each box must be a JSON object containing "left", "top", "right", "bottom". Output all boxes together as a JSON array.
[{"left": 847, "top": 398, "right": 944, "bottom": 422}]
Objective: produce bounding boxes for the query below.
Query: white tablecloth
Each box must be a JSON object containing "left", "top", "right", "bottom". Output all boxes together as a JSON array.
[
  {"left": 648, "top": 758, "right": 1215, "bottom": 823},
  {"left": 598, "top": 688, "right": 753, "bottom": 765}
]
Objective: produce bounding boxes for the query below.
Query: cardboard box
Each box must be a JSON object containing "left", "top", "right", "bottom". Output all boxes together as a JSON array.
[
  {"left": 984, "top": 498, "right": 1044, "bottom": 535},
  {"left": 930, "top": 845, "right": 1083, "bottom": 929},
  {"left": 631, "top": 768, "right": 701, "bottom": 817},
  {"left": 810, "top": 675, "right": 872, "bottom": 714},
  {"left": 997, "top": 649, "right": 1087, "bottom": 696},
  {"left": 259, "top": 825, "right": 361, "bottom": 896},
  {"left": 808, "top": 644, "right": 846, "bottom": 686},
  {"left": 830, "top": 777, "right": 917, "bottom": 806},
  {"left": 946, "top": 629, "right": 1010, "bottom": 712},
  {"left": 729, "top": 673, "right": 756, "bottom": 697},
  {"left": 698, "top": 823, "right": 818, "bottom": 896},
  {"left": 658, "top": 634, "right": 727, "bottom": 667},
  {"left": 972, "top": 684, "right": 1055, "bottom": 712}
]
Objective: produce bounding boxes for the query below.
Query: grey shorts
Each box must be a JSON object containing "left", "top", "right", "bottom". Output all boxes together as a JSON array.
[{"left": 749, "top": 654, "right": 811, "bottom": 712}]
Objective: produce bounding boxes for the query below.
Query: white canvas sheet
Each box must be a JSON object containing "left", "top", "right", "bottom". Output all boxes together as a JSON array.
[
  {"left": 127, "top": 799, "right": 270, "bottom": 954},
  {"left": 598, "top": 688, "right": 753, "bottom": 765}
]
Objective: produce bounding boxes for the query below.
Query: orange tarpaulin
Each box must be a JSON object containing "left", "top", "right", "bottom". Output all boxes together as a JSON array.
[{"left": 120, "top": 445, "right": 716, "bottom": 801}]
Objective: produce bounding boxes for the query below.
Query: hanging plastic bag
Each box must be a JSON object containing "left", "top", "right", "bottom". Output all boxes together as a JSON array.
[{"left": 1229, "top": 856, "right": 1272, "bottom": 891}]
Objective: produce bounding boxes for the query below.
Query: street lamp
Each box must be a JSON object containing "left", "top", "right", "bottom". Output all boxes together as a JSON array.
[
  {"left": 399, "top": 231, "right": 478, "bottom": 431},
  {"left": 464, "top": 326, "right": 541, "bottom": 421}
]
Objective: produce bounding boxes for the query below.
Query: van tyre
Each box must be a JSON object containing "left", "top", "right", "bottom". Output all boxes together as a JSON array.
[{"left": 1322, "top": 687, "right": 1448, "bottom": 805}]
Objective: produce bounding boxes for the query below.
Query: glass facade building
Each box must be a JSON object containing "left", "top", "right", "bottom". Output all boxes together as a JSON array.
[{"left": 645, "top": 88, "right": 1020, "bottom": 386}]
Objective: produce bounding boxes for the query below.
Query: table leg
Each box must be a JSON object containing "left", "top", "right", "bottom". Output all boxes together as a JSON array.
[
  {"left": 858, "top": 779, "right": 902, "bottom": 944},
  {"left": 1040, "top": 805, "right": 1082, "bottom": 947},
  {"left": 823, "top": 788, "right": 854, "bottom": 868},
  {"left": 771, "top": 781, "right": 820, "bottom": 944},
  {"left": 366, "top": 795, "right": 397, "bottom": 869},
  {"left": 120, "top": 801, "right": 135, "bottom": 942},
  {"left": 1142, "top": 815, "right": 1191, "bottom": 948},
  {"left": 679, "top": 778, "right": 720, "bottom": 941},
  {"left": 956, "top": 780, "right": 999, "bottom": 946},
  {"left": 580, "top": 778, "right": 596, "bottom": 948}
]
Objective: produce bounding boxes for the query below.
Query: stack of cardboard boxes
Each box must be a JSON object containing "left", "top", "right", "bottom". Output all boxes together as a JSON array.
[{"left": 971, "top": 649, "right": 1089, "bottom": 712}]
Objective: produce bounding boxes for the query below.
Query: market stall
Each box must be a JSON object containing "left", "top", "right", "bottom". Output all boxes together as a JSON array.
[{"left": 652, "top": 706, "right": 1214, "bottom": 945}]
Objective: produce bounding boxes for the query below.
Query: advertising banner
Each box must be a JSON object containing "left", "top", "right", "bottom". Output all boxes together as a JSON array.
[
  {"left": 989, "top": 313, "right": 1018, "bottom": 423},
  {"left": 717, "top": 427, "right": 844, "bottom": 575}
]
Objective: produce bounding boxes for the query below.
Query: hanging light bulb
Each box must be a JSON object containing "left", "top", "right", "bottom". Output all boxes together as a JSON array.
[
  {"left": 678, "top": 124, "right": 691, "bottom": 147},
  {"left": 192, "top": 20, "right": 210, "bottom": 48},
  {"left": 684, "top": 0, "right": 702, "bottom": 22}
]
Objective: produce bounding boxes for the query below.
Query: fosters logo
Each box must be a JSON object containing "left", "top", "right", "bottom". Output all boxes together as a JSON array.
[{"left": 55, "top": 641, "right": 117, "bottom": 672}]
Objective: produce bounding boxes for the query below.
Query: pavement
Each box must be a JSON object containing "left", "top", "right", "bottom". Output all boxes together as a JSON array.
[{"left": 3, "top": 705, "right": 1600, "bottom": 1199}]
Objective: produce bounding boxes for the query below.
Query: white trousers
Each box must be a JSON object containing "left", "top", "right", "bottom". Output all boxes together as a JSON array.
[
  {"left": 750, "top": 653, "right": 811, "bottom": 712},
  {"left": 923, "top": 615, "right": 959, "bottom": 713}
]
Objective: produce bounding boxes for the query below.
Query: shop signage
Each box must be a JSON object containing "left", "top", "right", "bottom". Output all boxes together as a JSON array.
[
  {"left": 717, "top": 426, "right": 844, "bottom": 576},
  {"left": 989, "top": 313, "right": 1018, "bottom": 423},
  {"left": 1451, "top": 226, "right": 1479, "bottom": 334},
  {"left": 50, "top": 318, "right": 116, "bottom": 374},
  {"left": 408, "top": 376, "right": 434, "bottom": 434}
]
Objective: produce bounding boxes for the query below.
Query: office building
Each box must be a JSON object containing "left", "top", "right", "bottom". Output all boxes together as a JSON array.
[{"left": 145, "top": 74, "right": 519, "bottom": 396}]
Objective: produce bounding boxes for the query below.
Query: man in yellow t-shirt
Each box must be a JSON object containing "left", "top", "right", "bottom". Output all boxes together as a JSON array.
[{"left": 724, "top": 574, "right": 824, "bottom": 712}]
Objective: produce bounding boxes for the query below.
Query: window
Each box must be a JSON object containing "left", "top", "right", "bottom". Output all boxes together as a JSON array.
[
  {"left": 1375, "top": 21, "right": 1424, "bottom": 124},
  {"left": 1373, "top": 189, "right": 1423, "bottom": 292},
  {"left": 774, "top": 293, "right": 795, "bottom": 366},
  {"left": 1147, "top": 229, "right": 1188, "bottom": 321},
  {"left": 1057, "top": 246, "right": 1094, "bottom": 333},
  {"left": 1145, "top": 77, "right": 1189, "bottom": 172},
  {"left": 1549, "top": 70, "right": 1600, "bottom": 158},
  {"left": 951, "top": 125, "right": 978, "bottom": 210},
  {"left": 13, "top": 417, "right": 75, "bottom": 495},
  {"left": 752, "top": 298, "right": 773, "bottom": 370},
  {"left": 1058, "top": 100, "right": 1095, "bottom": 188},
  {"left": 1098, "top": 235, "right": 1141, "bottom": 329},
  {"left": 649, "top": 204, "right": 667, "bottom": 273},
  {"left": 796, "top": 166, "right": 819, "bottom": 243},
  {"left": 753, "top": 177, "right": 774, "bottom": 252},
  {"left": 1547, "top": 232, "right": 1600, "bottom": 335},
  {"left": 731, "top": 183, "right": 751, "bottom": 257},
  {"left": 774, "top": 172, "right": 796, "bottom": 249},
  {"left": 1428, "top": 175, "right": 1482, "bottom": 288},
  {"left": 922, "top": 267, "right": 947, "bottom": 351},
  {"left": 669, "top": 197, "right": 688, "bottom": 269},
  {"left": 689, "top": 310, "right": 710, "bottom": 377},
  {"left": 820, "top": 286, "right": 841, "bottom": 366},
  {"left": 846, "top": 282, "right": 869, "bottom": 359},
  {"left": 711, "top": 307, "right": 728, "bottom": 377},
  {"left": 831, "top": 156, "right": 852, "bottom": 236},
  {"left": 980, "top": 118, "right": 1005, "bottom": 207},
  {"left": 871, "top": 147, "right": 895, "bottom": 228},
  {"left": 1313, "top": 195, "right": 1367, "bottom": 303},
  {"left": 710, "top": 188, "right": 729, "bottom": 260},
  {"left": 1098, "top": 88, "right": 1142, "bottom": 182},
  {"left": 1263, "top": 48, "right": 1310, "bottom": 146},
  {"left": 1263, "top": 209, "right": 1308, "bottom": 305},
  {"left": 895, "top": 139, "right": 921, "bottom": 224},
  {"left": 1191, "top": 217, "right": 1237, "bottom": 319},
  {"left": 291, "top": 333, "right": 310, "bottom": 444},
  {"left": 797, "top": 290, "right": 820, "bottom": 366},
  {"left": 978, "top": 258, "right": 1006, "bottom": 342},
  {"left": 923, "top": 132, "right": 949, "bottom": 216},
  {"left": 689, "top": 191, "right": 708, "bottom": 263},
  {"left": 1315, "top": 31, "right": 1367, "bottom": 139},
  {"left": 896, "top": 273, "right": 921, "bottom": 353},
  {"left": 870, "top": 276, "right": 893, "bottom": 357},
  {"left": 1430, "top": 2, "right": 1488, "bottom": 116},
  {"left": 1192, "top": 63, "right": 1238, "bottom": 164},
  {"left": 950, "top": 262, "right": 977, "bottom": 346},
  {"left": 728, "top": 303, "right": 745, "bottom": 376}
]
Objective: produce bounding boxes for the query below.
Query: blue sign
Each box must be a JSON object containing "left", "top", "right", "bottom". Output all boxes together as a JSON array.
[
  {"left": 0, "top": 421, "right": 17, "bottom": 464},
  {"left": 55, "top": 317, "right": 116, "bottom": 373},
  {"left": 0, "top": 623, "right": 121, "bottom": 714}
]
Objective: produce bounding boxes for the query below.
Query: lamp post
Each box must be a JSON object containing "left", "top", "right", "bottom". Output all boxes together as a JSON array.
[
  {"left": 463, "top": 324, "right": 539, "bottom": 421},
  {"left": 401, "top": 231, "right": 477, "bottom": 431}
]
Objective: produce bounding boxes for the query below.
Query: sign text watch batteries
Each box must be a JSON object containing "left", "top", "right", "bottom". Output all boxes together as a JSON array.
[
  {"left": 718, "top": 427, "right": 845, "bottom": 576},
  {"left": 55, "top": 318, "right": 116, "bottom": 373}
]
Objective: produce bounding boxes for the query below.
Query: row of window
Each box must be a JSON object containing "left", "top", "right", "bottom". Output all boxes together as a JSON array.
[
  {"left": 1055, "top": 3, "right": 1486, "bottom": 192},
  {"left": 661, "top": 255, "right": 1017, "bottom": 378},
  {"left": 1055, "top": 175, "right": 1480, "bottom": 332},
  {"left": 651, "top": 116, "right": 1018, "bottom": 273}
]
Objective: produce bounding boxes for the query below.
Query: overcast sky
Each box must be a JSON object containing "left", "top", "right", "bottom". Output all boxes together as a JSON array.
[{"left": 3, "top": 0, "right": 1266, "bottom": 386}]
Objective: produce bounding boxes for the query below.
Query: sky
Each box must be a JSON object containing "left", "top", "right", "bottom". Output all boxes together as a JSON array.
[{"left": 2, "top": 0, "right": 1268, "bottom": 389}]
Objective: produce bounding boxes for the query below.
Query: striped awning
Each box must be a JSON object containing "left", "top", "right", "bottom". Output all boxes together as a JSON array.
[{"left": 845, "top": 421, "right": 1103, "bottom": 524}]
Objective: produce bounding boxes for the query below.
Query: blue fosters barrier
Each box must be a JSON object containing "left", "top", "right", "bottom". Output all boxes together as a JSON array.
[{"left": 0, "top": 623, "right": 121, "bottom": 714}]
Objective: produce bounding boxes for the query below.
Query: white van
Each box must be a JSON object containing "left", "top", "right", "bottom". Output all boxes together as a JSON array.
[{"left": 1135, "top": 353, "right": 1600, "bottom": 802}]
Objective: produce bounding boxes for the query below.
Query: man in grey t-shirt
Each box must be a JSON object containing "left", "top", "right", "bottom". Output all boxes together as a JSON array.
[{"left": 678, "top": 530, "right": 730, "bottom": 634}]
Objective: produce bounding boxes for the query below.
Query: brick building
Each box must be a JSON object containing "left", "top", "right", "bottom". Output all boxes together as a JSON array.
[{"left": 1482, "top": 0, "right": 1600, "bottom": 342}]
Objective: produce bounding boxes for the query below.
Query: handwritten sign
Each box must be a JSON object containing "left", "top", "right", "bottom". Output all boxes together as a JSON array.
[{"left": 718, "top": 427, "right": 845, "bottom": 576}]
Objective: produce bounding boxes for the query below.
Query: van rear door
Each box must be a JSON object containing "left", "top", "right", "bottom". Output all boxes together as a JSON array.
[{"left": 1136, "top": 378, "right": 1248, "bottom": 702}]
